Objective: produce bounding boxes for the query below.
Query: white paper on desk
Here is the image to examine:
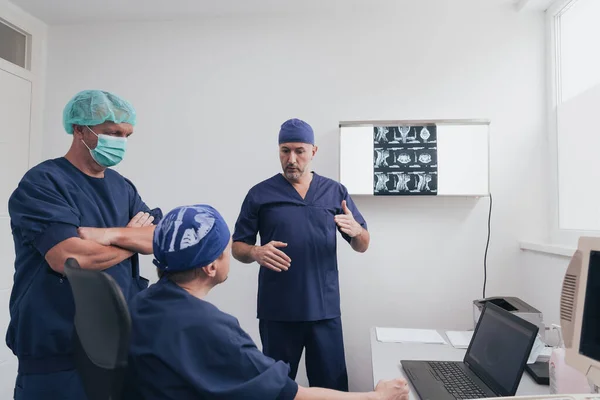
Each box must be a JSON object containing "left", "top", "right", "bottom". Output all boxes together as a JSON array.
[
  {"left": 445, "top": 331, "right": 474, "bottom": 349},
  {"left": 537, "top": 346, "right": 553, "bottom": 362},
  {"left": 527, "top": 334, "right": 548, "bottom": 364},
  {"left": 376, "top": 328, "right": 447, "bottom": 344}
]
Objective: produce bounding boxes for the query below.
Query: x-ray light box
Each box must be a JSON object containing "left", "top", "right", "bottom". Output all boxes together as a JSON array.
[{"left": 339, "top": 120, "right": 490, "bottom": 197}]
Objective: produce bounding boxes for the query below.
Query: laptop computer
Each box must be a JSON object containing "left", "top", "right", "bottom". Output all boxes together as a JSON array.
[{"left": 401, "top": 302, "right": 539, "bottom": 400}]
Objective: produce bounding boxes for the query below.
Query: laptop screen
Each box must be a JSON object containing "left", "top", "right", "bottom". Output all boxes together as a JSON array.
[{"left": 464, "top": 303, "right": 538, "bottom": 396}]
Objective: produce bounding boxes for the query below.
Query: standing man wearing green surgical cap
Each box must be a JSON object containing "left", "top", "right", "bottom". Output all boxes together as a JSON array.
[{"left": 6, "top": 89, "right": 161, "bottom": 400}]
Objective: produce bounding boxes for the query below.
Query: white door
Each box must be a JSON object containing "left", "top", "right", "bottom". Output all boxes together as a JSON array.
[{"left": 0, "top": 67, "right": 32, "bottom": 396}]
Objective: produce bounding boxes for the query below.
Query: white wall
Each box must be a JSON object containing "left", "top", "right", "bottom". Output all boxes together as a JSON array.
[{"left": 42, "top": 0, "right": 547, "bottom": 391}]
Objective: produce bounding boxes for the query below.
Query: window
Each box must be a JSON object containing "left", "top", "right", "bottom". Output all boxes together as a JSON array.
[
  {"left": 549, "top": 0, "right": 600, "bottom": 236},
  {"left": 557, "top": 0, "right": 600, "bottom": 103},
  {"left": 0, "top": 19, "right": 28, "bottom": 69}
]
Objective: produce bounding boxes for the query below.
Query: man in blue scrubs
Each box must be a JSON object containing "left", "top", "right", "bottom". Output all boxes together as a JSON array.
[
  {"left": 232, "top": 118, "right": 370, "bottom": 391},
  {"left": 7, "top": 90, "right": 161, "bottom": 400},
  {"left": 129, "top": 204, "right": 408, "bottom": 400}
]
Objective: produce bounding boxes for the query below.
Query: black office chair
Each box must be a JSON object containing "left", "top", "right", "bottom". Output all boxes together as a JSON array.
[{"left": 64, "top": 258, "right": 132, "bottom": 400}]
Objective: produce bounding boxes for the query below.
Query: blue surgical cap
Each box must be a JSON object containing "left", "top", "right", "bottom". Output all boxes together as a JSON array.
[
  {"left": 152, "top": 205, "right": 230, "bottom": 272},
  {"left": 278, "top": 118, "right": 314, "bottom": 145},
  {"left": 63, "top": 90, "right": 137, "bottom": 134}
]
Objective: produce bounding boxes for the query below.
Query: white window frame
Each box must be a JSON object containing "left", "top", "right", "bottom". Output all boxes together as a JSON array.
[
  {"left": 0, "top": 17, "right": 31, "bottom": 71},
  {"left": 546, "top": 0, "right": 600, "bottom": 247}
]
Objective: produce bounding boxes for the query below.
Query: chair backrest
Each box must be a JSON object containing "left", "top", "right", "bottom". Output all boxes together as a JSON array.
[{"left": 64, "top": 258, "right": 132, "bottom": 400}]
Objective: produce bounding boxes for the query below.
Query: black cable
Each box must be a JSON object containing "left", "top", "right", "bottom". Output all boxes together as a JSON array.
[{"left": 483, "top": 193, "right": 493, "bottom": 299}]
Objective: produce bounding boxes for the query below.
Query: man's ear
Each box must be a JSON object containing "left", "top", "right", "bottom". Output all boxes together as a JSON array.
[
  {"left": 73, "top": 125, "right": 85, "bottom": 136},
  {"left": 312, "top": 145, "right": 318, "bottom": 157},
  {"left": 202, "top": 263, "right": 217, "bottom": 278}
]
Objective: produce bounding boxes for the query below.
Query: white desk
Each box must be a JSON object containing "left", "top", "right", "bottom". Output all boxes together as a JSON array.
[{"left": 370, "top": 327, "right": 550, "bottom": 399}]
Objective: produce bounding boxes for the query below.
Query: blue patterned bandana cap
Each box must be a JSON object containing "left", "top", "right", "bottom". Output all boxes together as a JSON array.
[{"left": 152, "top": 205, "right": 230, "bottom": 271}]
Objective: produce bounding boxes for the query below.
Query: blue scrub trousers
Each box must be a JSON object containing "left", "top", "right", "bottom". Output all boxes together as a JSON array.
[
  {"left": 14, "top": 370, "right": 88, "bottom": 400},
  {"left": 259, "top": 317, "right": 348, "bottom": 391}
]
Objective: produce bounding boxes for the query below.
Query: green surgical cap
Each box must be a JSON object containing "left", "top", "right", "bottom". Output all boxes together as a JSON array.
[{"left": 63, "top": 90, "right": 137, "bottom": 134}]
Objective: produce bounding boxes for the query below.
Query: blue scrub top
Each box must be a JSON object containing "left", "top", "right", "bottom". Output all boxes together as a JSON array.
[
  {"left": 233, "top": 172, "right": 367, "bottom": 322},
  {"left": 128, "top": 278, "right": 299, "bottom": 400},
  {"left": 7, "top": 157, "right": 156, "bottom": 374}
]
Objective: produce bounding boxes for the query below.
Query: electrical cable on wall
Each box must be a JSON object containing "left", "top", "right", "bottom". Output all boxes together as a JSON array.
[{"left": 483, "top": 193, "right": 493, "bottom": 299}]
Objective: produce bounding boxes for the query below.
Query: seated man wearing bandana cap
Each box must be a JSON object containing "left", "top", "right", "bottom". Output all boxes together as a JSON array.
[
  {"left": 128, "top": 204, "right": 409, "bottom": 400},
  {"left": 7, "top": 89, "right": 161, "bottom": 399},
  {"left": 232, "top": 118, "right": 369, "bottom": 391}
]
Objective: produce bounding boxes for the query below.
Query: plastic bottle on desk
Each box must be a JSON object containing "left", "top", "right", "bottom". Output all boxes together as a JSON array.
[{"left": 549, "top": 325, "right": 593, "bottom": 394}]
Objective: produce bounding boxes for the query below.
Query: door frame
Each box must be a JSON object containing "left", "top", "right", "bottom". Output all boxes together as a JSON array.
[
  {"left": 0, "top": 1, "right": 47, "bottom": 175},
  {"left": 0, "top": 4, "right": 47, "bottom": 394}
]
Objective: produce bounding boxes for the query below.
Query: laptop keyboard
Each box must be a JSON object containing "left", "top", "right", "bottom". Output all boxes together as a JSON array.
[{"left": 428, "top": 362, "right": 489, "bottom": 399}]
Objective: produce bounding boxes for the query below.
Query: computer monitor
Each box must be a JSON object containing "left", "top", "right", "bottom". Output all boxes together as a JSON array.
[{"left": 560, "top": 237, "right": 600, "bottom": 386}]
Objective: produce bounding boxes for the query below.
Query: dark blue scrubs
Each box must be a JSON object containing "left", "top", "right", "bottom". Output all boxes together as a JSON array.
[
  {"left": 7, "top": 157, "right": 156, "bottom": 400},
  {"left": 233, "top": 172, "right": 367, "bottom": 390},
  {"left": 128, "top": 277, "right": 299, "bottom": 400}
]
